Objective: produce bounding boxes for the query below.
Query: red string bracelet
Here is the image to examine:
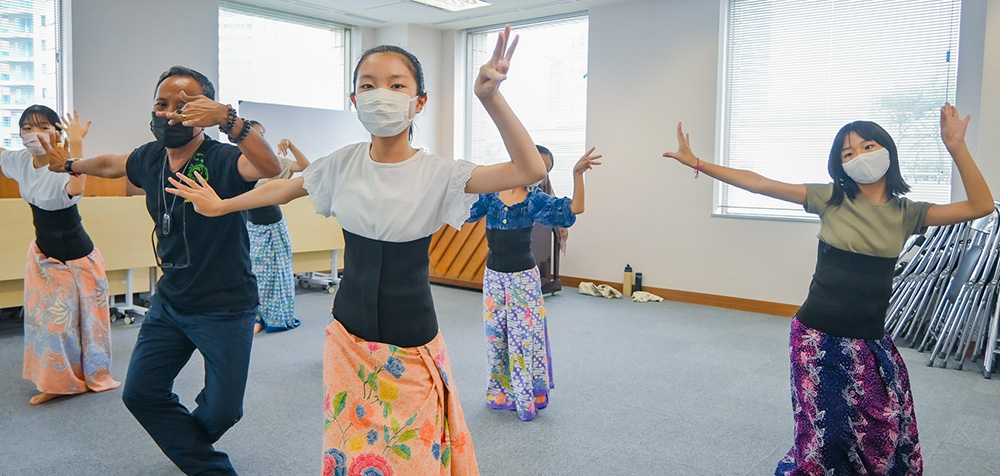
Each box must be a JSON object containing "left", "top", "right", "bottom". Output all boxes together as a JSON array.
[{"left": 694, "top": 157, "right": 704, "bottom": 179}]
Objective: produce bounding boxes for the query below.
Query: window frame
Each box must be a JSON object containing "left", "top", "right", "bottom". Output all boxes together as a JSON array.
[
  {"left": 462, "top": 12, "right": 590, "bottom": 198},
  {"left": 218, "top": 1, "right": 352, "bottom": 113}
]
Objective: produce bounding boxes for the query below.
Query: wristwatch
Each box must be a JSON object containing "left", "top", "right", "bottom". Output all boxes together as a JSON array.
[{"left": 64, "top": 158, "right": 78, "bottom": 175}]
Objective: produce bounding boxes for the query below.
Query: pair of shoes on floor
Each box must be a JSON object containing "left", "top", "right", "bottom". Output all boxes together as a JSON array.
[{"left": 578, "top": 282, "right": 623, "bottom": 299}]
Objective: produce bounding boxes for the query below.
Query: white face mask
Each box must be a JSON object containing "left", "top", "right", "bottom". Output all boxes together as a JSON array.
[
  {"left": 355, "top": 88, "right": 419, "bottom": 138},
  {"left": 842, "top": 147, "right": 890, "bottom": 184},
  {"left": 20, "top": 132, "right": 49, "bottom": 156}
]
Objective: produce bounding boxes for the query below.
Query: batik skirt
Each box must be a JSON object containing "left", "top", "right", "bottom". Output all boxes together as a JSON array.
[
  {"left": 22, "top": 241, "right": 120, "bottom": 395},
  {"left": 321, "top": 319, "right": 478, "bottom": 476},
  {"left": 482, "top": 267, "right": 553, "bottom": 421},
  {"left": 247, "top": 219, "right": 299, "bottom": 332},
  {"left": 776, "top": 318, "right": 922, "bottom": 476}
]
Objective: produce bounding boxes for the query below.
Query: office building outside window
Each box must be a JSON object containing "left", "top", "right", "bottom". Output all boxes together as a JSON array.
[{"left": 0, "top": 0, "right": 60, "bottom": 149}]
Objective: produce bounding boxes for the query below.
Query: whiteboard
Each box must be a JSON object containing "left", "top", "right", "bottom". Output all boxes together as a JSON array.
[{"left": 238, "top": 101, "right": 370, "bottom": 163}]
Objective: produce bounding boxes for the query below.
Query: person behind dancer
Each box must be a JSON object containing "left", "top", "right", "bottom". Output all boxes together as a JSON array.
[
  {"left": 1, "top": 106, "right": 120, "bottom": 405},
  {"left": 243, "top": 120, "right": 310, "bottom": 333},
  {"left": 662, "top": 103, "right": 992, "bottom": 475},
  {"left": 165, "top": 25, "right": 545, "bottom": 475},
  {"left": 534, "top": 145, "right": 569, "bottom": 252},
  {"left": 467, "top": 146, "right": 600, "bottom": 421},
  {"left": 46, "top": 66, "right": 281, "bottom": 475}
]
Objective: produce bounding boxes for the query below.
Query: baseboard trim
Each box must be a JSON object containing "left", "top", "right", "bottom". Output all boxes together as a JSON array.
[{"left": 560, "top": 275, "right": 799, "bottom": 317}]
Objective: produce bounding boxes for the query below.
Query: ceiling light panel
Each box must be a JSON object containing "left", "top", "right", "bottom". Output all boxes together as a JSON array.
[{"left": 410, "top": 0, "right": 491, "bottom": 12}]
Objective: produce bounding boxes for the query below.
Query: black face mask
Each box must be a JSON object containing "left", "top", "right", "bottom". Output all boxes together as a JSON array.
[{"left": 150, "top": 112, "right": 196, "bottom": 149}]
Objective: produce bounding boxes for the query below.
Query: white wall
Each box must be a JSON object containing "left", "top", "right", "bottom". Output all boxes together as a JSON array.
[
  {"left": 564, "top": 0, "right": 998, "bottom": 306},
  {"left": 70, "top": 0, "right": 221, "bottom": 157},
  {"left": 369, "top": 25, "right": 444, "bottom": 154},
  {"left": 976, "top": 0, "right": 1000, "bottom": 195}
]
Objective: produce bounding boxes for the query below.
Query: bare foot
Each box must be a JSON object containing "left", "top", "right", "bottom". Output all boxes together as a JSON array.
[
  {"left": 254, "top": 322, "right": 263, "bottom": 334},
  {"left": 29, "top": 392, "right": 62, "bottom": 405}
]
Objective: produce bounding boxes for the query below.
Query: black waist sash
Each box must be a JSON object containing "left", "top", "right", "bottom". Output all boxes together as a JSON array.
[
  {"left": 796, "top": 241, "right": 896, "bottom": 340},
  {"left": 246, "top": 205, "right": 283, "bottom": 225},
  {"left": 30, "top": 204, "right": 94, "bottom": 262},
  {"left": 333, "top": 230, "right": 437, "bottom": 347},
  {"left": 485, "top": 227, "right": 535, "bottom": 273}
]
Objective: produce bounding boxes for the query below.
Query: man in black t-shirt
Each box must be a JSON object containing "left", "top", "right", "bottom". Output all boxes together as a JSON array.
[{"left": 49, "top": 66, "right": 281, "bottom": 476}]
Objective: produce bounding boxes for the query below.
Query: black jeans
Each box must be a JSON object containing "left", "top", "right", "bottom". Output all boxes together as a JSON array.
[{"left": 122, "top": 296, "right": 256, "bottom": 475}]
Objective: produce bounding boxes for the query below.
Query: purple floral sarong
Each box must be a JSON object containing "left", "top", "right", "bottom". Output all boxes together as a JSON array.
[{"left": 777, "top": 318, "right": 922, "bottom": 475}]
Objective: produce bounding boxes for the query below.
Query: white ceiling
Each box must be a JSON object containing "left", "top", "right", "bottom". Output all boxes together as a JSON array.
[{"left": 238, "top": 0, "right": 629, "bottom": 29}]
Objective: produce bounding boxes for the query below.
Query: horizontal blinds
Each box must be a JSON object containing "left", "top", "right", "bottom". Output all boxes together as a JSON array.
[{"left": 720, "top": 0, "right": 961, "bottom": 218}]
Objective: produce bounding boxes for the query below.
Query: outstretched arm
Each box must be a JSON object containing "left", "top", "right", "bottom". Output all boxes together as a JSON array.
[
  {"left": 464, "top": 25, "right": 547, "bottom": 194},
  {"left": 278, "top": 139, "right": 311, "bottom": 173},
  {"left": 45, "top": 113, "right": 129, "bottom": 179},
  {"left": 662, "top": 122, "right": 807, "bottom": 206},
  {"left": 42, "top": 127, "right": 129, "bottom": 180},
  {"left": 570, "top": 147, "right": 602, "bottom": 215},
  {"left": 166, "top": 172, "right": 307, "bottom": 217},
  {"left": 923, "top": 103, "right": 994, "bottom": 226}
]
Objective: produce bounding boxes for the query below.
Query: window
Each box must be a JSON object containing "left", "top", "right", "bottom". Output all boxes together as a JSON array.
[
  {"left": 464, "top": 15, "right": 589, "bottom": 197},
  {"left": 0, "top": 0, "right": 62, "bottom": 144},
  {"left": 219, "top": 3, "right": 350, "bottom": 113},
  {"left": 719, "top": 0, "right": 961, "bottom": 219}
]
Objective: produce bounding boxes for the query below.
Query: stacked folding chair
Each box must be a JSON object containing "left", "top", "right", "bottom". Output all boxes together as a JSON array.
[{"left": 885, "top": 204, "right": 1000, "bottom": 378}]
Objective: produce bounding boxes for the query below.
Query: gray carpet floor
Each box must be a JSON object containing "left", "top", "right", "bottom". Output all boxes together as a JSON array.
[{"left": 1, "top": 285, "right": 997, "bottom": 475}]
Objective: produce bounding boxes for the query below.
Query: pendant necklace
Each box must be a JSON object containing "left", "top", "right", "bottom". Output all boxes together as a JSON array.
[{"left": 160, "top": 150, "right": 193, "bottom": 236}]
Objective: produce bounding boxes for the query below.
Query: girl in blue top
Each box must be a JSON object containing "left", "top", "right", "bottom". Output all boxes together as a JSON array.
[{"left": 468, "top": 146, "right": 601, "bottom": 421}]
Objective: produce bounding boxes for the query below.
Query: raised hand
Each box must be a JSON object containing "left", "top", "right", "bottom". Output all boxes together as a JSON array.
[
  {"left": 156, "top": 90, "right": 228, "bottom": 127},
  {"left": 661, "top": 122, "right": 699, "bottom": 168},
  {"left": 166, "top": 171, "right": 226, "bottom": 217},
  {"left": 58, "top": 109, "right": 91, "bottom": 143},
  {"left": 39, "top": 131, "right": 68, "bottom": 168},
  {"left": 940, "top": 102, "right": 971, "bottom": 148},
  {"left": 277, "top": 139, "right": 292, "bottom": 157},
  {"left": 474, "top": 24, "right": 519, "bottom": 100},
  {"left": 573, "top": 147, "right": 603, "bottom": 175}
]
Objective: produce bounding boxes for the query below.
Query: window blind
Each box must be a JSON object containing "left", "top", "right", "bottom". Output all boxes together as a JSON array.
[{"left": 720, "top": 0, "right": 961, "bottom": 219}]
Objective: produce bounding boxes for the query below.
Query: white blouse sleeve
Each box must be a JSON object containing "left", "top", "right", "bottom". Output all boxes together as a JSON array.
[
  {"left": 439, "top": 159, "right": 479, "bottom": 230},
  {"left": 301, "top": 154, "right": 337, "bottom": 217},
  {"left": 0, "top": 149, "right": 20, "bottom": 180}
]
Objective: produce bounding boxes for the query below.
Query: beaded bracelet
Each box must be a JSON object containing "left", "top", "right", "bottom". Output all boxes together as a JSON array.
[
  {"left": 218, "top": 104, "right": 237, "bottom": 135},
  {"left": 230, "top": 118, "right": 252, "bottom": 144}
]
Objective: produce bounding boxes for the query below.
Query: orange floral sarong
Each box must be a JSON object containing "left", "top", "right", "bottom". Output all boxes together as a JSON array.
[
  {"left": 322, "top": 319, "right": 478, "bottom": 476},
  {"left": 22, "top": 241, "right": 120, "bottom": 395}
]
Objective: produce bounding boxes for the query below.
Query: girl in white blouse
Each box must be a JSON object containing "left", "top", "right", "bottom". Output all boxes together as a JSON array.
[
  {"left": 0, "top": 107, "right": 120, "bottom": 405},
  {"left": 168, "top": 26, "right": 544, "bottom": 475}
]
